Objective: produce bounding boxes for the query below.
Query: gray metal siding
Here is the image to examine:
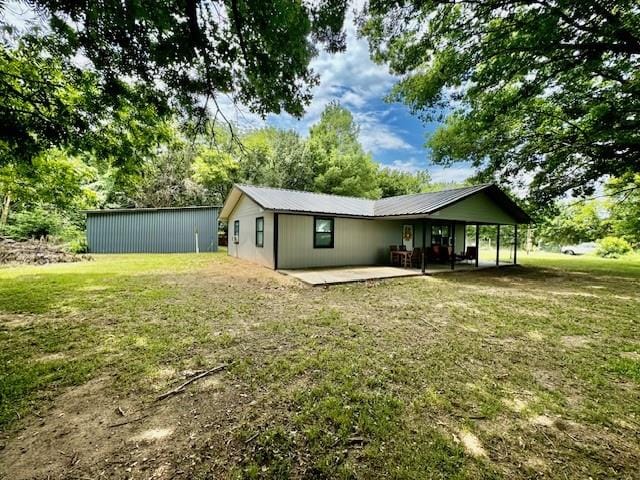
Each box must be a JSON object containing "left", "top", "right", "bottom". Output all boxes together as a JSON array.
[
  {"left": 277, "top": 214, "right": 404, "bottom": 269},
  {"left": 227, "top": 195, "right": 275, "bottom": 268},
  {"left": 87, "top": 208, "right": 219, "bottom": 253}
]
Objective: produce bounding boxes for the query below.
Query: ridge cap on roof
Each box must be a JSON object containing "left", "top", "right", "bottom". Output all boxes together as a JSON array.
[{"left": 235, "top": 183, "right": 376, "bottom": 202}]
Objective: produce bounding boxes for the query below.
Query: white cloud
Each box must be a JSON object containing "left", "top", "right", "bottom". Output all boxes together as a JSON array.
[
  {"left": 263, "top": 11, "right": 404, "bottom": 147},
  {"left": 385, "top": 158, "right": 425, "bottom": 173},
  {"left": 429, "top": 166, "right": 476, "bottom": 183},
  {"left": 353, "top": 111, "right": 414, "bottom": 153}
]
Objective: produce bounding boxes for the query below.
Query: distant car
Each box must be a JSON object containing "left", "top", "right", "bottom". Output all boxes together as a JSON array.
[{"left": 561, "top": 242, "right": 596, "bottom": 255}]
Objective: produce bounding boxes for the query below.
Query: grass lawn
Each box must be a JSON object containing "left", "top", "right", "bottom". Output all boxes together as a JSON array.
[{"left": 1, "top": 252, "right": 639, "bottom": 479}]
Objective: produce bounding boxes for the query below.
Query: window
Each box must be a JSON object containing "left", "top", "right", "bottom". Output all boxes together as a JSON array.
[
  {"left": 255, "top": 217, "right": 264, "bottom": 247},
  {"left": 431, "top": 224, "right": 449, "bottom": 246},
  {"left": 314, "top": 217, "right": 334, "bottom": 248},
  {"left": 233, "top": 220, "right": 239, "bottom": 244}
]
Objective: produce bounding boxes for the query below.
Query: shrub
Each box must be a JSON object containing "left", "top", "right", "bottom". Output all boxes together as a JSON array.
[
  {"left": 596, "top": 236, "right": 632, "bottom": 258},
  {"left": 66, "top": 237, "right": 88, "bottom": 254},
  {"left": 2, "top": 207, "right": 63, "bottom": 240},
  {"left": 58, "top": 224, "right": 88, "bottom": 253}
]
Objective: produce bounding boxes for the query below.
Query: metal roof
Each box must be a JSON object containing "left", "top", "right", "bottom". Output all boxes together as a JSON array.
[
  {"left": 233, "top": 184, "right": 376, "bottom": 217},
  {"left": 220, "top": 184, "right": 531, "bottom": 223},
  {"left": 84, "top": 205, "right": 220, "bottom": 215},
  {"left": 373, "top": 184, "right": 491, "bottom": 216}
]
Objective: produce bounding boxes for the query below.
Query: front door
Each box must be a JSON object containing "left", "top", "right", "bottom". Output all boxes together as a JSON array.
[{"left": 402, "top": 224, "right": 414, "bottom": 250}]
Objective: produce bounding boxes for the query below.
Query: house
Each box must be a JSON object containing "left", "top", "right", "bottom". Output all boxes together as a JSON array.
[{"left": 219, "top": 184, "right": 531, "bottom": 272}]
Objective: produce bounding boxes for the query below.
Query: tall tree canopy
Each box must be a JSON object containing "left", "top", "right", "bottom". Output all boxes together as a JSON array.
[
  {"left": 0, "top": 31, "right": 173, "bottom": 167},
  {"left": 377, "top": 168, "right": 431, "bottom": 198},
  {"left": 1, "top": 1, "right": 348, "bottom": 167},
  {"left": 15, "top": 0, "right": 347, "bottom": 117},
  {"left": 360, "top": 1, "right": 640, "bottom": 204},
  {"left": 308, "top": 103, "right": 382, "bottom": 199}
]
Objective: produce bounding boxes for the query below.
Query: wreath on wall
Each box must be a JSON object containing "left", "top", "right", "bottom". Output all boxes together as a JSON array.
[{"left": 403, "top": 226, "right": 413, "bottom": 241}]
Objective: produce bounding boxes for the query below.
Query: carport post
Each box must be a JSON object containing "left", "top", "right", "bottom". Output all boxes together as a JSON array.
[
  {"left": 514, "top": 224, "right": 518, "bottom": 265},
  {"left": 450, "top": 222, "right": 455, "bottom": 270},
  {"left": 475, "top": 224, "right": 479, "bottom": 268},
  {"left": 421, "top": 219, "right": 426, "bottom": 274},
  {"left": 496, "top": 224, "right": 501, "bottom": 267},
  {"left": 273, "top": 213, "right": 279, "bottom": 270}
]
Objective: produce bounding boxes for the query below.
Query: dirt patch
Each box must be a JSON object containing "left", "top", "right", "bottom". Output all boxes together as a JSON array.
[
  {"left": 526, "top": 330, "right": 545, "bottom": 341},
  {"left": 130, "top": 427, "right": 174, "bottom": 443},
  {"left": 0, "top": 372, "right": 239, "bottom": 480},
  {"left": 524, "top": 456, "right": 550, "bottom": 473},
  {"left": 456, "top": 430, "right": 488, "bottom": 458},
  {"left": 35, "top": 352, "right": 66, "bottom": 362},
  {"left": 503, "top": 397, "right": 529, "bottom": 413},
  {"left": 530, "top": 414, "right": 555, "bottom": 427},
  {"left": 620, "top": 351, "right": 640, "bottom": 361},
  {"left": 561, "top": 335, "right": 591, "bottom": 348},
  {"left": 0, "top": 237, "right": 91, "bottom": 265},
  {"left": 0, "top": 313, "right": 37, "bottom": 329}
]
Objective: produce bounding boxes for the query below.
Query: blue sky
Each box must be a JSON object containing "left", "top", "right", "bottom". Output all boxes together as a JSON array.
[{"left": 225, "top": 14, "right": 475, "bottom": 184}]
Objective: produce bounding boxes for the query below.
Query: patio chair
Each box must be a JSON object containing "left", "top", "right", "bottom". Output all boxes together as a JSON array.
[
  {"left": 389, "top": 245, "right": 399, "bottom": 266},
  {"left": 460, "top": 246, "right": 478, "bottom": 263},
  {"left": 432, "top": 244, "right": 449, "bottom": 263},
  {"left": 410, "top": 247, "right": 423, "bottom": 268},
  {"left": 430, "top": 244, "right": 441, "bottom": 262}
]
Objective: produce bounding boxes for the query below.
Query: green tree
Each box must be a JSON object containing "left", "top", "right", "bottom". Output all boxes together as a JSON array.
[
  {"left": 377, "top": 168, "right": 431, "bottom": 197},
  {"left": 360, "top": 1, "right": 640, "bottom": 204},
  {"left": 16, "top": 0, "right": 347, "bottom": 118},
  {"left": 0, "top": 31, "right": 170, "bottom": 167},
  {"left": 307, "top": 103, "right": 381, "bottom": 199},
  {"left": 238, "top": 128, "right": 314, "bottom": 191},
  {"left": 538, "top": 201, "right": 607, "bottom": 246},
  {"left": 192, "top": 148, "right": 241, "bottom": 205},
  {"left": 605, "top": 174, "right": 640, "bottom": 245},
  {"left": 0, "top": 149, "right": 97, "bottom": 225}
]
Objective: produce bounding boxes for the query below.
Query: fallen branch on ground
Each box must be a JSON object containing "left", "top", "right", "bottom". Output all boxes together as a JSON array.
[
  {"left": 108, "top": 413, "right": 152, "bottom": 428},
  {"left": 155, "top": 363, "right": 232, "bottom": 402}
]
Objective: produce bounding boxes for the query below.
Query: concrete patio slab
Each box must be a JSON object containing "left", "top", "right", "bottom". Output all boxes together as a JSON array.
[
  {"left": 280, "top": 261, "right": 517, "bottom": 286},
  {"left": 279, "top": 266, "right": 422, "bottom": 286}
]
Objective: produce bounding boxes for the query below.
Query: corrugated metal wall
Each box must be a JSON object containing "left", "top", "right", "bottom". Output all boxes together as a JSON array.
[{"left": 86, "top": 207, "right": 219, "bottom": 253}]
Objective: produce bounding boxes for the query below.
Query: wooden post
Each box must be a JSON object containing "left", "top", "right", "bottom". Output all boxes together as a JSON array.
[
  {"left": 450, "top": 222, "right": 455, "bottom": 270},
  {"left": 514, "top": 224, "right": 518, "bottom": 265},
  {"left": 475, "top": 224, "right": 480, "bottom": 268},
  {"left": 421, "top": 219, "right": 426, "bottom": 274},
  {"left": 496, "top": 224, "right": 501, "bottom": 267},
  {"left": 462, "top": 224, "right": 466, "bottom": 255}
]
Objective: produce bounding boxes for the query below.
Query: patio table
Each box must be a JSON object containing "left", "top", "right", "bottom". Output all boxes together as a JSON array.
[{"left": 391, "top": 250, "right": 412, "bottom": 268}]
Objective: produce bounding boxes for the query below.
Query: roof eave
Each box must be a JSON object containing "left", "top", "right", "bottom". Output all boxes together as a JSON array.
[{"left": 219, "top": 186, "right": 246, "bottom": 220}]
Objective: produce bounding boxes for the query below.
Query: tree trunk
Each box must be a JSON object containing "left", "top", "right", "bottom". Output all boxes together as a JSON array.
[
  {"left": 0, "top": 193, "right": 10, "bottom": 225},
  {"left": 526, "top": 225, "right": 533, "bottom": 255}
]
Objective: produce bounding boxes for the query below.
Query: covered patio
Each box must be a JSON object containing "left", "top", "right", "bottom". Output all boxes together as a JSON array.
[{"left": 390, "top": 220, "right": 522, "bottom": 274}]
